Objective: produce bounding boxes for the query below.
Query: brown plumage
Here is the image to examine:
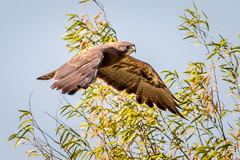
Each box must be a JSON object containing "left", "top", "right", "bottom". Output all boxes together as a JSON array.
[{"left": 37, "top": 41, "right": 185, "bottom": 118}]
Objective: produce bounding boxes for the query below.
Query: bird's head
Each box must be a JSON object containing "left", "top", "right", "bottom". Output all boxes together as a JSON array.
[{"left": 108, "top": 41, "right": 136, "bottom": 56}]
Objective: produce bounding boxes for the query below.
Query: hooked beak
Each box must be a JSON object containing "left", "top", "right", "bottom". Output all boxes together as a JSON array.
[{"left": 132, "top": 45, "right": 136, "bottom": 53}]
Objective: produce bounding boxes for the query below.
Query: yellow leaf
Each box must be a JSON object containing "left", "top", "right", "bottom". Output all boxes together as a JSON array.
[
  {"left": 94, "top": 12, "right": 102, "bottom": 23},
  {"left": 195, "top": 41, "right": 201, "bottom": 46},
  {"left": 206, "top": 103, "right": 210, "bottom": 117}
]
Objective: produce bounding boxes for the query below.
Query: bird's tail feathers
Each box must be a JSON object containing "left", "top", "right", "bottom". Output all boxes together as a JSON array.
[{"left": 37, "top": 70, "right": 56, "bottom": 80}]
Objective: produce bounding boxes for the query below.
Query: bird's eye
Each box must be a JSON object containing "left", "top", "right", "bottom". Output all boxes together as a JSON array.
[{"left": 126, "top": 46, "right": 131, "bottom": 49}]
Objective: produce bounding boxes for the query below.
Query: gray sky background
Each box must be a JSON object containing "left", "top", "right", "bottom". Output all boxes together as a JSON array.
[{"left": 1, "top": 0, "right": 240, "bottom": 159}]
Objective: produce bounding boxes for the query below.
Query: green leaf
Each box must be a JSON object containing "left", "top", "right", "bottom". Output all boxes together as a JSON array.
[
  {"left": 66, "top": 14, "right": 79, "bottom": 17},
  {"left": 8, "top": 134, "right": 18, "bottom": 141},
  {"left": 232, "top": 46, "right": 240, "bottom": 50}
]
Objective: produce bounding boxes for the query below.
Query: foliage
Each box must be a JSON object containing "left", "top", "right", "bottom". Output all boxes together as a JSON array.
[{"left": 9, "top": 1, "right": 240, "bottom": 159}]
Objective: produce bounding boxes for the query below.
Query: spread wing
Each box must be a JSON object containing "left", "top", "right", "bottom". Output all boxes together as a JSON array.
[
  {"left": 37, "top": 49, "right": 104, "bottom": 95},
  {"left": 97, "top": 56, "right": 184, "bottom": 118}
]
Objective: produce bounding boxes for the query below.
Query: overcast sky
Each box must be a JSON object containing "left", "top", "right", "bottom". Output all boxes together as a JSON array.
[{"left": 1, "top": 0, "right": 240, "bottom": 159}]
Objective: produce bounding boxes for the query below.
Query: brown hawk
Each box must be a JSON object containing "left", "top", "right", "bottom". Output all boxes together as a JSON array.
[{"left": 37, "top": 41, "right": 185, "bottom": 118}]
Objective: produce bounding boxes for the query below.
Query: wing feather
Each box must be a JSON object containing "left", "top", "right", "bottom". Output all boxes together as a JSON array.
[
  {"left": 39, "top": 49, "right": 104, "bottom": 95},
  {"left": 98, "top": 56, "right": 184, "bottom": 118}
]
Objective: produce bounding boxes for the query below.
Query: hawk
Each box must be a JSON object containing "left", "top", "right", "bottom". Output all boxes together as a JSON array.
[{"left": 37, "top": 41, "right": 185, "bottom": 118}]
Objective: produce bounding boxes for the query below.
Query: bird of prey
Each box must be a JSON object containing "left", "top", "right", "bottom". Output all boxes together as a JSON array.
[{"left": 37, "top": 41, "right": 184, "bottom": 118}]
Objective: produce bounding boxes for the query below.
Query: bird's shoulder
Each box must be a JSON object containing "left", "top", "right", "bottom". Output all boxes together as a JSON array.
[{"left": 67, "top": 47, "right": 104, "bottom": 67}]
